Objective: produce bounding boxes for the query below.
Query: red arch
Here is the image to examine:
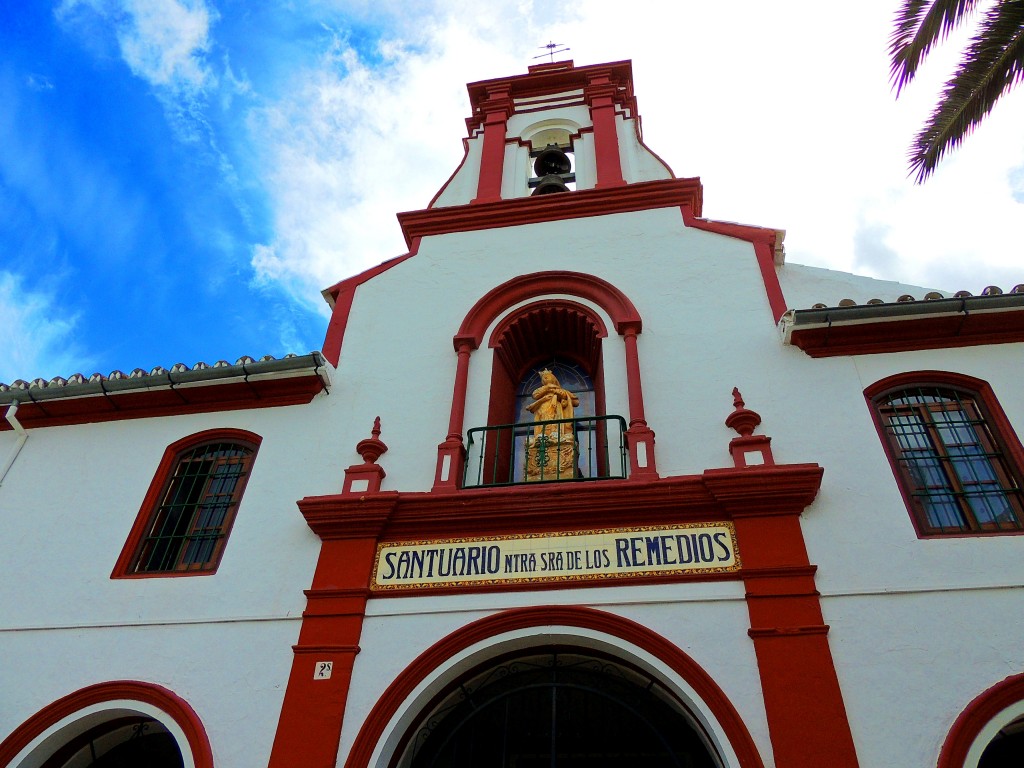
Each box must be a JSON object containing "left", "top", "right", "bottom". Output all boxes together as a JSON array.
[
  {"left": 0, "top": 680, "right": 214, "bottom": 768},
  {"left": 938, "top": 673, "right": 1024, "bottom": 767},
  {"left": 342, "top": 606, "right": 764, "bottom": 768},
  {"left": 457, "top": 271, "right": 642, "bottom": 348}
]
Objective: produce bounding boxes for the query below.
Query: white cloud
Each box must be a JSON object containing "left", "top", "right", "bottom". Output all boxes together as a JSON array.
[
  {"left": 0, "top": 272, "right": 97, "bottom": 383},
  {"left": 57, "top": 0, "right": 214, "bottom": 94},
  {"left": 117, "top": 0, "right": 214, "bottom": 92},
  {"left": 246, "top": 2, "right": 572, "bottom": 308}
]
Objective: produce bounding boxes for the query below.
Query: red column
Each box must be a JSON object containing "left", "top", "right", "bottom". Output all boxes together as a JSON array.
[
  {"left": 585, "top": 73, "right": 625, "bottom": 188},
  {"left": 704, "top": 468, "right": 860, "bottom": 768},
  {"left": 268, "top": 495, "right": 396, "bottom": 768},
  {"left": 620, "top": 322, "right": 657, "bottom": 478},
  {"left": 433, "top": 337, "right": 475, "bottom": 491},
  {"left": 472, "top": 85, "right": 512, "bottom": 203}
]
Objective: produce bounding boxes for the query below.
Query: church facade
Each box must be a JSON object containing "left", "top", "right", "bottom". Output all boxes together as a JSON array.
[{"left": 2, "top": 59, "right": 1024, "bottom": 768}]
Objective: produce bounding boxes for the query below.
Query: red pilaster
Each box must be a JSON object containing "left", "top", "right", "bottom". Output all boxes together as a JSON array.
[
  {"left": 704, "top": 468, "right": 860, "bottom": 768},
  {"left": 585, "top": 72, "right": 625, "bottom": 188},
  {"left": 621, "top": 322, "right": 657, "bottom": 478},
  {"left": 434, "top": 337, "right": 475, "bottom": 491},
  {"left": 472, "top": 85, "right": 512, "bottom": 203},
  {"left": 268, "top": 495, "right": 396, "bottom": 768}
]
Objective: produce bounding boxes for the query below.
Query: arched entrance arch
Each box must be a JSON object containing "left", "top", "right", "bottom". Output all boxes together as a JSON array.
[
  {"left": 0, "top": 681, "right": 213, "bottom": 768},
  {"left": 939, "top": 673, "right": 1024, "bottom": 768},
  {"left": 342, "top": 606, "right": 764, "bottom": 768},
  {"left": 435, "top": 271, "right": 656, "bottom": 491}
]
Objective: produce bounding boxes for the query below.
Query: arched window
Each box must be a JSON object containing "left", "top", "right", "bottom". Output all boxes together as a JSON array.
[
  {"left": 112, "top": 429, "right": 261, "bottom": 577},
  {"left": 464, "top": 300, "right": 628, "bottom": 486},
  {"left": 867, "top": 373, "right": 1024, "bottom": 536},
  {"left": 399, "top": 649, "right": 720, "bottom": 768}
]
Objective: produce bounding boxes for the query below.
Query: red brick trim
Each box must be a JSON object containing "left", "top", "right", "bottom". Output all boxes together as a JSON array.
[
  {"left": 342, "top": 606, "right": 767, "bottom": 768},
  {"left": 110, "top": 428, "right": 262, "bottom": 579},
  {"left": 938, "top": 672, "right": 1024, "bottom": 768},
  {"left": 0, "top": 681, "right": 213, "bottom": 768}
]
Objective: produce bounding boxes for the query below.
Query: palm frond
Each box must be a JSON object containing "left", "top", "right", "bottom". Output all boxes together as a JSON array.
[
  {"left": 908, "top": 0, "right": 1024, "bottom": 181},
  {"left": 890, "top": 0, "right": 981, "bottom": 94}
]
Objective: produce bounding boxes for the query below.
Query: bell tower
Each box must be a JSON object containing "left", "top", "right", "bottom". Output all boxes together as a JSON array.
[{"left": 429, "top": 60, "right": 677, "bottom": 207}]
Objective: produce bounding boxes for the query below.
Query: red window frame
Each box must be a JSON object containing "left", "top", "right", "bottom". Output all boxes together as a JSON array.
[
  {"left": 866, "top": 372, "right": 1024, "bottom": 537},
  {"left": 112, "top": 428, "right": 261, "bottom": 578}
]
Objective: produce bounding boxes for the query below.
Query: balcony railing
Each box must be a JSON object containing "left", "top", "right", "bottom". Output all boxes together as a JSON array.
[{"left": 464, "top": 415, "right": 628, "bottom": 488}]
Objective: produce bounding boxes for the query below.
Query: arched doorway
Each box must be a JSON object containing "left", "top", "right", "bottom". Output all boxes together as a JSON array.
[
  {"left": 39, "top": 717, "right": 183, "bottom": 768},
  {"left": 398, "top": 648, "right": 721, "bottom": 768},
  {"left": 978, "top": 715, "right": 1024, "bottom": 768}
]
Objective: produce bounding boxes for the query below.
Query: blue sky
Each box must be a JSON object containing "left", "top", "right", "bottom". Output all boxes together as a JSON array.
[{"left": 1, "top": 1, "right": 1022, "bottom": 383}]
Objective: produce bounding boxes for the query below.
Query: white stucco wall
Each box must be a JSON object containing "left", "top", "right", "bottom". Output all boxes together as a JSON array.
[{"left": 2, "top": 190, "right": 1022, "bottom": 767}]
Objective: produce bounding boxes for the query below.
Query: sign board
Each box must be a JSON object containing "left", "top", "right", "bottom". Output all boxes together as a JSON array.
[{"left": 372, "top": 522, "right": 739, "bottom": 591}]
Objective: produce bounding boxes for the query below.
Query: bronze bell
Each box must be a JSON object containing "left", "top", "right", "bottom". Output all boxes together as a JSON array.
[
  {"left": 533, "top": 144, "right": 571, "bottom": 177},
  {"left": 532, "top": 174, "right": 570, "bottom": 195}
]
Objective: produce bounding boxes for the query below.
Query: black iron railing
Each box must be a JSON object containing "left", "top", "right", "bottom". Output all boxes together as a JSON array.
[{"left": 464, "top": 415, "right": 628, "bottom": 488}]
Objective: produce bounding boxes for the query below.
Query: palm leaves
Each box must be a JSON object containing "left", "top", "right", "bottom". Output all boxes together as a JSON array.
[{"left": 890, "top": 0, "right": 1024, "bottom": 182}]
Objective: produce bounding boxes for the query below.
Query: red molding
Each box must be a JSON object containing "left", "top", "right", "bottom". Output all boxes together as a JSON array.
[
  {"left": 300, "top": 465, "right": 824, "bottom": 552},
  {"left": 0, "top": 377, "right": 323, "bottom": 431},
  {"left": 342, "top": 606, "right": 766, "bottom": 768},
  {"left": 788, "top": 310, "right": 1024, "bottom": 357},
  {"left": 0, "top": 681, "right": 213, "bottom": 768},
  {"left": 110, "top": 428, "right": 262, "bottom": 579},
  {"left": 398, "top": 178, "right": 704, "bottom": 248},
  {"left": 322, "top": 252, "right": 416, "bottom": 367},
  {"left": 937, "top": 672, "right": 1024, "bottom": 768},
  {"left": 458, "top": 271, "right": 642, "bottom": 347},
  {"left": 679, "top": 209, "right": 787, "bottom": 323}
]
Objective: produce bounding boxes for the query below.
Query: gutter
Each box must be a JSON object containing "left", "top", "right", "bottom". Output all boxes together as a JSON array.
[
  {"left": 0, "top": 352, "right": 332, "bottom": 407},
  {"left": 0, "top": 401, "right": 28, "bottom": 486},
  {"left": 779, "top": 293, "right": 1024, "bottom": 344}
]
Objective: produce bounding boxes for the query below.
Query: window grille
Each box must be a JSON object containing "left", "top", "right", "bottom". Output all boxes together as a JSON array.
[
  {"left": 132, "top": 441, "right": 255, "bottom": 573},
  {"left": 876, "top": 387, "right": 1024, "bottom": 535}
]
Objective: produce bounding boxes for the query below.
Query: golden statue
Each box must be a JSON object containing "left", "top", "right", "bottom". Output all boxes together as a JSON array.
[{"left": 524, "top": 369, "right": 580, "bottom": 482}]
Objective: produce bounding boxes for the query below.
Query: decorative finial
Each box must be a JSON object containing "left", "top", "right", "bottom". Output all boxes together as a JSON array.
[
  {"left": 356, "top": 417, "right": 388, "bottom": 464},
  {"left": 533, "top": 41, "right": 570, "bottom": 63},
  {"left": 725, "top": 387, "right": 761, "bottom": 437},
  {"left": 731, "top": 387, "right": 745, "bottom": 410}
]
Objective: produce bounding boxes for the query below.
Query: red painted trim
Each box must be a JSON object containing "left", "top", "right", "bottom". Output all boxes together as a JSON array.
[
  {"left": 680, "top": 209, "right": 787, "bottom": 323},
  {"left": 322, "top": 252, "right": 416, "bottom": 367},
  {"left": 0, "top": 376, "right": 323, "bottom": 431},
  {"left": 268, "top": 506, "right": 392, "bottom": 768},
  {"left": 0, "top": 681, "right": 213, "bottom": 768},
  {"left": 399, "top": 178, "right": 703, "bottom": 248},
  {"left": 110, "top": 428, "right": 262, "bottom": 579},
  {"left": 458, "top": 271, "right": 641, "bottom": 346},
  {"left": 787, "top": 310, "right": 1024, "bottom": 357},
  {"left": 585, "top": 73, "right": 625, "bottom": 188},
  {"left": 938, "top": 672, "right": 1024, "bottom": 768},
  {"left": 342, "top": 606, "right": 766, "bottom": 768},
  {"left": 278, "top": 463, "right": 833, "bottom": 768},
  {"left": 426, "top": 137, "right": 471, "bottom": 209},
  {"left": 301, "top": 464, "right": 824, "bottom": 551},
  {"left": 467, "top": 60, "right": 633, "bottom": 116},
  {"left": 864, "top": 371, "right": 1024, "bottom": 539}
]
